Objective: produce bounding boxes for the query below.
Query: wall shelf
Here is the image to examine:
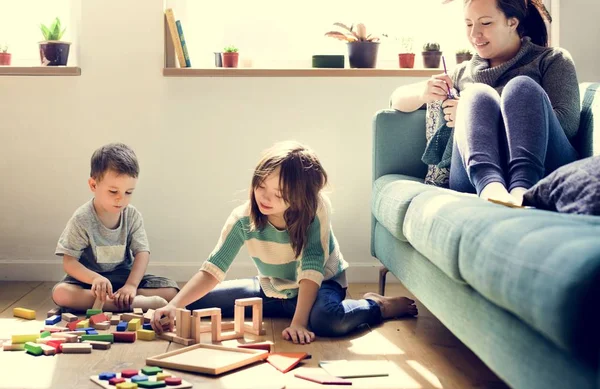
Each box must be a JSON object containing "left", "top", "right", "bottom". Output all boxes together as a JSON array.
[
  {"left": 0, "top": 67, "right": 81, "bottom": 76},
  {"left": 163, "top": 68, "right": 440, "bottom": 78}
]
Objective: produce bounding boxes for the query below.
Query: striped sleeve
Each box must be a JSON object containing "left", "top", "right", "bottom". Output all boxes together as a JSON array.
[
  {"left": 200, "top": 206, "right": 247, "bottom": 282},
  {"left": 297, "top": 195, "right": 331, "bottom": 286}
]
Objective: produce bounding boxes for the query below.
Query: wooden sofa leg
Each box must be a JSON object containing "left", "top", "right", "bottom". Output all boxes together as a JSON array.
[{"left": 378, "top": 266, "right": 389, "bottom": 296}]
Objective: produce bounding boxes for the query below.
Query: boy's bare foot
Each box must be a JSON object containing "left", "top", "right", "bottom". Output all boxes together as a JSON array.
[
  {"left": 131, "top": 295, "right": 168, "bottom": 311},
  {"left": 363, "top": 292, "right": 418, "bottom": 319}
]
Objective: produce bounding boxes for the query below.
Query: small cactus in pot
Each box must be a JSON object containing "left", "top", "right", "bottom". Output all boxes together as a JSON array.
[
  {"left": 222, "top": 45, "right": 239, "bottom": 68},
  {"left": 455, "top": 48, "right": 473, "bottom": 64},
  {"left": 422, "top": 42, "right": 442, "bottom": 68}
]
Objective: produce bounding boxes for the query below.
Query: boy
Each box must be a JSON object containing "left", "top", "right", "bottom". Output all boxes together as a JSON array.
[{"left": 52, "top": 143, "right": 178, "bottom": 312}]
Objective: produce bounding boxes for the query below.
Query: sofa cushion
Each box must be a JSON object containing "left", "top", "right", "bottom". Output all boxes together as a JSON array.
[{"left": 372, "top": 174, "right": 439, "bottom": 242}]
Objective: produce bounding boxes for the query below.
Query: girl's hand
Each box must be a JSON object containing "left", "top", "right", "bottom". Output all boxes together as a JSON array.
[
  {"left": 422, "top": 74, "right": 454, "bottom": 103},
  {"left": 282, "top": 324, "right": 315, "bottom": 345},
  {"left": 151, "top": 303, "right": 177, "bottom": 334},
  {"left": 442, "top": 98, "right": 460, "bottom": 127},
  {"left": 91, "top": 275, "right": 113, "bottom": 302},
  {"left": 113, "top": 284, "right": 137, "bottom": 310}
]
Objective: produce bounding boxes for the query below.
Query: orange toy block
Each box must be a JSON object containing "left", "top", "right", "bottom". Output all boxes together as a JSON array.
[{"left": 267, "top": 352, "right": 308, "bottom": 373}]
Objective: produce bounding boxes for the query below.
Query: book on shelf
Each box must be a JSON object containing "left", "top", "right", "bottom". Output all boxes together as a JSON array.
[
  {"left": 175, "top": 20, "right": 191, "bottom": 67},
  {"left": 164, "top": 8, "right": 187, "bottom": 68}
]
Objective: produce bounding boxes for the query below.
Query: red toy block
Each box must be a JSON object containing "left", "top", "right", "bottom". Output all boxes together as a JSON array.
[
  {"left": 67, "top": 319, "right": 82, "bottom": 331},
  {"left": 267, "top": 352, "right": 308, "bottom": 373},
  {"left": 46, "top": 340, "right": 64, "bottom": 353},
  {"left": 89, "top": 313, "right": 108, "bottom": 326},
  {"left": 109, "top": 377, "right": 126, "bottom": 385},
  {"left": 121, "top": 369, "right": 138, "bottom": 378},
  {"left": 112, "top": 331, "right": 136, "bottom": 343},
  {"left": 237, "top": 342, "right": 272, "bottom": 352},
  {"left": 164, "top": 377, "right": 182, "bottom": 385}
]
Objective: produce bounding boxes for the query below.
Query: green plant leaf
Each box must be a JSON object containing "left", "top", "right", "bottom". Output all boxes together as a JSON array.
[
  {"left": 58, "top": 28, "right": 66, "bottom": 40},
  {"left": 41, "top": 25, "right": 50, "bottom": 40}
]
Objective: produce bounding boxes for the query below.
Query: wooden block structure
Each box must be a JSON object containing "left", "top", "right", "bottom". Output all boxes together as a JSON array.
[{"left": 235, "top": 297, "right": 266, "bottom": 335}]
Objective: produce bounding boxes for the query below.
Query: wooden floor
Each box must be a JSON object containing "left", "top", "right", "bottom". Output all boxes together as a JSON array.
[{"left": 0, "top": 281, "right": 509, "bottom": 389}]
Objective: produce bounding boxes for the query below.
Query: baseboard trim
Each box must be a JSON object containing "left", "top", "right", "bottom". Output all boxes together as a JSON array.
[{"left": 0, "top": 259, "right": 398, "bottom": 284}]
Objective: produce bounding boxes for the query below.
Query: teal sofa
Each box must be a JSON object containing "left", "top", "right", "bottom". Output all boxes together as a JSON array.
[{"left": 371, "top": 83, "right": 600, "bottom": 389}]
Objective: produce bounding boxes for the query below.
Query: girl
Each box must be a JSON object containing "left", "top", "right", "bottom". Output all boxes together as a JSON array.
[
  {"left": 151, "top": 141, "right": 417, "bottom": 344},
  {"left": 391, "top": 0, "right": 579, "bottom": 205}
]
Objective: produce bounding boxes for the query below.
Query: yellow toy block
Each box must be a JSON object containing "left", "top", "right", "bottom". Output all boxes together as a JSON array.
[
  {"left": 11, "top": 334, "right": 38, "bottom": 344},
  {"left": 13, "top": 307, "right": 36, "bottom": 320},
  {"left": 116, "top": 382, "right": 138, "bottom": 389},
  {"left": 76, "top": 319, "right": 90, "bottom": 329},
  {"left": 136, "top": 329, "right": 155, "bottom": 341},
  {"left": 156, "top": 372, "right": 171, "bottom": 381},
  {"left": 127, "top": 318, "right": 141, "bottom": 331}
]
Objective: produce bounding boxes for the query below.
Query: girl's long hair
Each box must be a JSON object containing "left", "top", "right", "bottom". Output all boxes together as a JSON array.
[{"left": 249, "top": 141, "right": 328, "bottom": 258}]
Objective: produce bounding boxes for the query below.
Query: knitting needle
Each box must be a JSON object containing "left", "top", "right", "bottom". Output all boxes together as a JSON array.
[{"left": 442, "top": 55, "right": 455, "bottom": 99}]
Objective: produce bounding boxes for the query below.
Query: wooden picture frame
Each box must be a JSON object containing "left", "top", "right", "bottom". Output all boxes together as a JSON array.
[{"left": 146, "top": 343, "right": 268, "bottom": 375}]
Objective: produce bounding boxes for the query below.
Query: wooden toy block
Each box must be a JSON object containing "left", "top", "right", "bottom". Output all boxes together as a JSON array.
[
  {"left": 47, "top": 307, "right": 61, "bottom": 318},
  {"left": 86, "top": 329, "right": 99, "bottom": 335},
  {"left": 90, "top": 370, "right": 191, "bottom": 389},
  {"left": 67, "top": 319, "right": 82, "bottom": 331},
  {"left": 90, "top": 313, "right": 109, "bottom": 325},
  {"left": 131, "top": 374, "right": 148, "bottom": 383},
  {"left": 36, "top": 337, "right": 54, "bottom": 344},
  {"left": 198, "top": 320, "right": 233, "bottom": 333},
  {"left": 143, "top": 309, "right": 155, "bottom": 323},
  {"left": 116, "top": 383, "right": 137, "bottom": 389},
  {"left": 13, "top": 307, "right": 36, "bottom": 320},
  {"left": 40, "top": 344, "right": 56, "bottom": 356},
  {"left": 133, "top": 308, "right": 144, "bottom": 315},
  {"left": 234, "top": 304, "right": 245, "bottom": 334},
  {"left": 77, "top": 319, "right": 90, "bottom": 328},
  {"left": 171, "top": 335, "right": 194, "bottom": 346},
  {"left": 109, "top": 377, "right": 126, "bottom": 386},
  {"left": 62, "top": 343, "right": 92, "bottom": 353},
  {"left": 137, "top": 329, "right": 156, "bottom": 341},
  {"left": 104, "top": 312, "right": 113, "bottom": 319},
  {"left": 117, "top": 322, "right": 128, "bottom": 332},
  {"left": 143, "top": 323, "right": 153, "bottom": 331},
  {"left": 294, "top": 371, "right": 352, "bottom": 385},
  {"left": 191, "top": 308, "right": 221, "bottom": 343},
  {"left": 87, "top": 309, "right": 103, "bottom": 318},
  {"left": 164, "top": 377, "right": 182, "bottom": 386},
  {"left": 2, "top": 341, "right": 25, "bottom": 351},
  {"left": 237, "top": 342, "right": 272, "bottom": 352},
  {"left": 175, "top": 308, "right": 191, "bottom": 338},
  {"left": 40, "top": 331, "right": 51, "bottom": 338},
  {"left": 251, "top": 302, "right": 265, "bottom": 335},
  {"left": 44, "top": 325, "right": 68, "bottom": 332},
  {"left": 141, "top": 366, "right": 162, "bottom": 376},
  {"left": 121, "top": 369, "right": 139, "bottom": 378},
  {"left": 155, "top": 373, "right": 170, "bottom": 381},
  {"left": 11, "top": 334, "right": 38, "bottom": 344},
  {"left": 25, "top": 342, "right": 44, "bottom": 356},
  {"left": 243, "top": 323, "right": 266, "bottom": 336},
  {"left": 159, "top": 316, "right": 171, "bottom": 329},
  {"left": 110, "top": 314, "right": 121, "bottom": 325},
  {"left": 137, "top": 380, "right": 166, "bottom": 388},
  {"left": 113, "top": 331, "right": 136, "bottom": 343},
  {"left": 46, "top": 339, "right": 65, "bottom": 350},
  {"left": 128, "top": 318, "right": 142, "bottom": 331},
  {"left": 266, "top": 352, "right": 308, "bottom": 373},
  {"left": 217, "top": 330, "right": 244, "bottom": 341},
  {"left": 234, "top": 297, "right": 262, "bottom": 307},
  {"left": 63, "top": 330, "right": 86, "bottom": 336},
  {"left": 84, "top": 340, "right": 112, "bottom": 350},
  {"left": 50, "top": 333, "right": 78, "bottom": 343},
  {"left": 61, "top": 312, "right": 78, "bottom": 322},
  {"left": 99, "top": 372, "right": 116, "bottom": 380},
  {"left": 93, "top": 321, "right": 111, "bottom": 330},
  {"left": 157, "top": 332, "right": 175, "bottom": 342},
  {"left": 81, "top": 334, "right": 114, "bottom": 343},
  {"left": 122, "top": 313, "right": 144, "bottom": 322},
  {"left": 45, "top": 314, "right": 61, "bottom": 325},
  {"left": 92, "top": 297, "right": 104, "bottom": 310}
]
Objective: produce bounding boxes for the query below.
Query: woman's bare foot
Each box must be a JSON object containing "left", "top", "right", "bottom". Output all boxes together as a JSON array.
[
  {"left": 363, "top": 292, "right": 418, "bottom": 319},
  {"left": 480, "top": 182, "right": 518, "bottom": 205},
  {"left": 131, "top": 295, "right": 168, "bottom": 311},
  {"left": 509, "top": 187, "right": 527, "bottom": 206}
]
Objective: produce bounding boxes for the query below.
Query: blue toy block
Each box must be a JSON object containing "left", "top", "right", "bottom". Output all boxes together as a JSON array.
[
  {"left": 79, "top": 327, "right": 95, "bottom": 332},
  {"left": 99, "top": 372, "right": 116, "bottom": 380},
  {"left": 45, "top": 315, "right": 61, "bottom": 325},
  {"left": 131, "top": 374, "right": 149, "bottom": 383},
  {"left": 142, "top": 323, "right": 153, "bottom": 331},
  {"left": 86, "top": 329, "right": 99, "bottom": 335},
  {"left": 116, "top": 322, "right": 128, "bottom": 332}
]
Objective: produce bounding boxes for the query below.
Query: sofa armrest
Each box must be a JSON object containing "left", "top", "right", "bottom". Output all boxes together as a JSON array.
[{"left": 372, "top": 108, "right": 428, "bottom": 183}]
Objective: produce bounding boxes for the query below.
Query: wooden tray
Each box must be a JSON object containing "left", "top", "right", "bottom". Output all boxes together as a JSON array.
[
  {"left": 90, "top": 369, "right": 192, "bottom": 388},
  {"left": 146, "top": 343, "right": 269, "bottom": 375}
]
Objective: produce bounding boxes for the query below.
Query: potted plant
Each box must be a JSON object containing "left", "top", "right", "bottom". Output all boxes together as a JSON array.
[
  {"left": 39, "top": 17, "right": 71, "bottom": 66},
  {"left": 398, "top": 37, "right": 415, "bottom": 68},
  {"left": 422, "top": 42, "right": 442, "bottom": 68},
  {"left": 325, "top": 23, "right": 380, "bottom": 68},
  {"left": 456, "top": 48, "right": 473, "bottom": 64},
  {"left": 0, "top": 43, "right": 10, "bottom": 66},
  {"left": 222, "top": 46, "right": 239, "bottom": 68}
]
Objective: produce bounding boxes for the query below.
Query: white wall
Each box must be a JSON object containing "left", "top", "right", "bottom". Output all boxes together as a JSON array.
[{"left": 0, "top": 0, "right": 423, "bottom": 282}]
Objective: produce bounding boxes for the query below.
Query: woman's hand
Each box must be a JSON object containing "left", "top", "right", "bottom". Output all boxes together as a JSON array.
[
  {"left": 151, "top": 303, "right": 177, "bottom": 334},
  {"left": 282, "top": 324, "right": 315, "bottom": 345},
  {"left": 422, "top": 74, "right": 454, "bottom": 103},
  {"left": 442, "top": 98, "right": 460, "bottom": 127}
]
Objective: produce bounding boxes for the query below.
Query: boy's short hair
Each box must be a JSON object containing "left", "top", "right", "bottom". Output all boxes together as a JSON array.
[{"left": 90, "top": 143, "right": 139, "bottom": 181}]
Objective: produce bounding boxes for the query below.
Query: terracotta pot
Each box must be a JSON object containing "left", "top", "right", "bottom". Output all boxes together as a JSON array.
[
  {"left": 456, "top": 53, "right": 473, "bottom": 64},
  {"left": 422, "top": 51, "right": 442, "bottom": 68},
  {"left": 222, "top": 52, "right": 239, "bottom": 68},
  {"left": 39, "top": 41, "right": 71, "bottom": 66},
  {"left": 347, "top": 41, "right": 379, "bottom": 68},
  {"left": 398, "top": 53, "right": 415, "bottom": 68},
  {"left": 0, "top": 52, "right": 11, "bottom": 66}
]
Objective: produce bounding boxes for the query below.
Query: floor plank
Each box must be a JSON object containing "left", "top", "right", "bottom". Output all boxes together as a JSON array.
[{"left": 0, "top": 281, "right": 43, "bottom": 314}]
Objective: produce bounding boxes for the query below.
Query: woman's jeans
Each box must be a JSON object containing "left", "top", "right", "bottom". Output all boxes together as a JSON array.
[
  {"left": 450, "top": 76, "right": 578, "bottom": 194},
  {"left": 186, "top": 277, "right": 382, "bottom": 337}
]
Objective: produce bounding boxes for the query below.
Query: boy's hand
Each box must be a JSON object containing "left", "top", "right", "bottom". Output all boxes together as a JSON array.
[
  {"left": 113, "top": 284, "right": 137, "bottom": 310},
  {"left": 442, "top": 98, "right": 460, "bottom": 127},
  {"left": 151, "top": 303, "right": 176, "bottom": 334},
  {"left": 282, "top": 324, "right": 315, "bottom": 345},
  {"left": 91, "top": 275, "right": 114, "bottom": 302}
]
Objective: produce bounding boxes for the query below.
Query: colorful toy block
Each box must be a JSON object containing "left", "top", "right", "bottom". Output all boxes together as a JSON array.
[
  {"left": 141, "top": 367, "right": 162, "bottom": 376},
  {"left": 127, "top": 318, "right": 141, "bottom": 331},
  {"left": 61, "top": 343, "right": 92, "bottom": 353},
  {"left": 86, "top": 329, "right": 99, "bottom": 335},
  {"left": 24, "top": 342, "right": 43, "bottom": 356},
  {"left": 117, "top": 322, "right": 128, "bottom": 332},
  {"left": 121, "top": 369, "right": 139, "bottom": 378},
  {"left": 109, "top": 377, "right": 126, "bottom": 386},
  {"left": 110, "top": 314, "right": 121, "bottom": 325},
  {"left": 136, "top": 329, "right": 155, "bottom": 341},
  {"left": 99, "top": 372, "right": 117, "bottom": 380},
  {"left": 40, "top": 344, "right": 56, "bottom": 356},
  {"left": 13, "top": 307, "right": 36, "bottom": 320},
  {"left": 155, "top": 373, "right": 170, "bottom": 381},
  {"left": 131, "top": 375, "right": 148, "bottom": 383},
  {"left": 61, "top": 312, "right": 78, "bottom": 322},
  {"left": 2, "top": 341, "right": 25, "bottom": 351},
  {"left": 93, "top": 321, "right": 111, "bottom": 330},
  {"left": 81, "top": 334, "right": 114, "bottom": 343},
  {"left": 138, "top": 381, "right": 166, "bottom": 388},
  {"left": 90, "top": 312, "right": 109, "bottom": 325},
  {"left": 116, "top": 383, "right": 138, "bottom": 389},
  {"left": 67, "top": 319, "right": 82, "bottom": 331},
  {"left": 12, "top": 334, "right": 38, "bottom": 344},
  {"left": 113, "top": 331, "right": 136, "bottom": 343},
  {"left": 86, "top": 309, "right": 102, "bottom": 318},
  {"left": 142, "top": 323, "right": 153, "bottom": 331},
  {"left": 83, "top": 340, "right": 111, "bottom": 350},
  {"left": 164, "top": 377, "right": 182, "bottom": 385},
  {"left": 45, "top": 314, "right": 61, "bottom": 325},
  {"left": 76, "top": 319, "right": 90, "bottom": 329},
  {"left": 40, "top": 331, "right": 51, "bottom": 338}
]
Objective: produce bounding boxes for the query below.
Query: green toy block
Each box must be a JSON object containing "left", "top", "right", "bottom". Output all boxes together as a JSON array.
[
  {"left": 141, "top": 366, "right": 163, "bottom": 376},
  {"left": 80, "top": 334, "right": 114, "bottom": 343},
  {"left": 86, "top": 309, "right": 102, "bottom": 318},
  {"left": 24, "top": 342, "right": 43, "bottom": 356},
  {"left": 40, "top": 331, "right": 51, "bottom": 338},
  {"left": 137, "top": 380, "right": 166, "bottom": 388}
]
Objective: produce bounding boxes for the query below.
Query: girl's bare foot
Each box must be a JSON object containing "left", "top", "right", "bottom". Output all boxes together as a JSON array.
[
  {"left": 363, "top": 292, "right": 418, "bottom": 319},
  {"left": 480, "top": 182, "right": 518, "bottom": 205},
  {"left": 509, "top": 187, "right": 527, "bottom": 206}
]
